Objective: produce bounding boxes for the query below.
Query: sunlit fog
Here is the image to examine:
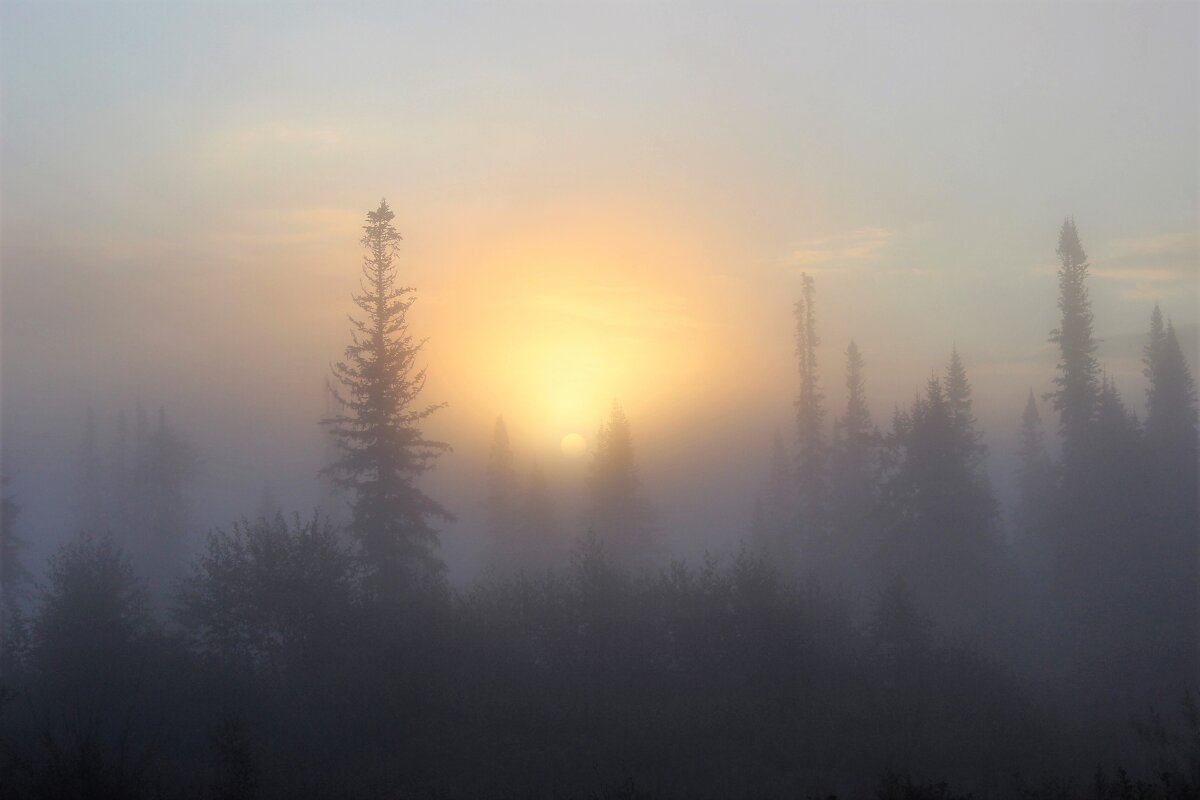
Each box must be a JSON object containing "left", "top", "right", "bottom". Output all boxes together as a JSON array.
[{"left": 1, "top": 2, "right": 1197, "bottom": 798}]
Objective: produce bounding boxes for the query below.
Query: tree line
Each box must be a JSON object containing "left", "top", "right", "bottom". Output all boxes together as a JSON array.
[{"left": 0, "top": 205, "right": 1196, "bottom": 798}]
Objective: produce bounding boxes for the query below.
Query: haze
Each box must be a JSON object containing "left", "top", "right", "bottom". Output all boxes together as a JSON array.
[{"left": 0, "top": 4, "right": 1198, "bottom": 795}]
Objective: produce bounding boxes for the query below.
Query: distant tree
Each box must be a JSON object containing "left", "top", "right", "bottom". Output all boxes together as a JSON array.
[
  {"left": 322, "top": 199, "right": 452, "bottom": 597},
  {"left": 1141, "top": 307, "right": 1198, "bottom": 687},
  {"left": 482, "top": 416, "right": 519, "bottom": 570},
  {"left": 793, "top": 273, "right": 828, "bottom": 568},
  {"left": 1144, "top": 307, "right": 1198, "bottom": 463},
  {"left": 1, "top": 476, "right": 30, "bottom": 668},
  {"left": 945, "top": 347, "right": 985, "bottom": 468},
  {"left": 1014, "top": 391, "right": 1055, "bottom": 574},
  {"left": 1048, "top": 218, "right": 1100, "bottom": 473},
  {"left": 516, "top": 462, "right": 560, "bottom": 570},
  {"left": 829, "top": 341, "right": 879, "bottom": 588},
  {"left": 143, "top": 407, "right": 197, "bottom": 577},
  {"left": 32, "top": 533, "right": 151, "bottom": 677},
  {"left": 879, "top": 361, "right": 1000, "bottom": 636},
  {"left": 588, "top": 401, "right": 655, "bottom": 568},
  {"left": 749, "top": 432, "right": 794, "bottom": 562},
  {"left": 176, "top": 513, "right": 356, "bottom": 672}
]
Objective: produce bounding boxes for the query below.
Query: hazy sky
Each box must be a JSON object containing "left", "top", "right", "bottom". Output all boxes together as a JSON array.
[{"left": 2, "top": 1, "right": 1196, "bottom": 572}]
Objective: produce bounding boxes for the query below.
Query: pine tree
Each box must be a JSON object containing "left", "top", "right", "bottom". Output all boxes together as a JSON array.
[
  {"left": 749, "top": 432, "right": 794, "bottom": 561},
  {"left": 323, "top": 199, "right": 452, "bottom": 595},
  {"left": 880, "top": 369, "right": 999, "bottom": 635},
  {"left": 1014, "top": 390, "right": 1055, "bottom": 573},
  {"left": 1144, "top": 308, "right": 1198, "bottom": 459},
  {"left": 1049, "top": 218, "right": 1100, "bottom": 472},
  {"left": 829, "top": 341, "right": 878, "bottom": 587},
  {"left": 517, "top": 463, "right": 559, "bottom": 571},
  {"left": 945, "top": 348, "right": 985, "bottom": 468},
  {"left": 793, "top": 273, "right": 827, "bottom": 565},
  {"left": 1142, "top": 308, "right": 1198, "bottom": 686},
  {"left": 588, "top": 401, "right": 655, "bottom": 568}
]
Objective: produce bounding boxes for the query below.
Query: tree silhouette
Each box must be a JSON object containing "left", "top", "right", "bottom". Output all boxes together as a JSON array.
[
  {"left": 1049, "top": 217, "right": 1100, "bottom": 474},
  {"left": 880, "top": 358, "right": 999, "bottom": 635},
  {"left": 1014, "top": 390, "right": 1055, "bottom": 575},
  {"left": 588, "top": 401, "right": 655, "bottom": 568},
  {"left": 829, "top": 341, "right": 879, "bottom": 588},
  {"left": 749, "top": 431, "right": 794, "bottom": 562},
  {"left": 323, "top": 199, "right": 452, "bottom": 597},
  {"left": 1141, "top": 306, "right": 1198, "bottom": 686},
  {"left": 793, "top": 273, "right": 827, "bottom": 569},
  {"left": 516, "top": 462, "right": 560, "bottom": 571}
]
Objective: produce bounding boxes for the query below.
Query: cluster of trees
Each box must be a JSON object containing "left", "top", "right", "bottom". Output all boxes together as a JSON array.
[
  {"left": 73, "top": 406, "right": 198, "bottom": 585},
  {"left": 481, "top": 404, "right": 658, "bottom": 575},
  {"left": 751, "top": 218, "right": 1197, "bottom": 711},
  {"left": 0, "top": 205, "right": 1196, "bottom": 798}
]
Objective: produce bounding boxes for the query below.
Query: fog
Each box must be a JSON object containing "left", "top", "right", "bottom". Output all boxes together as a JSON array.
[{"left": 1, "top": 2, "right": 1198, "bottom": 798}]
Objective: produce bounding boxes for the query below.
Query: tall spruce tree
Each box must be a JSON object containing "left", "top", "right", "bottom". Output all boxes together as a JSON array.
[
  {"left": 749, "top": 431, "right": 794, "bottom": 561},
  {"left": 1049, "top": 218, "right": 1100, "bottom": 472},
  {"left": 323, "top": 199, "right": 451, "bottom": 595},
  {"left": 880, "top": 363, "right": 999, "bottom": 636},
  {"left": 793, "top": 273, "right": 827, "bottom": 567},
  {"left": 1014, "top": 391, "right": 1055, "bottom": 573},
  {"left": 829, "top": 341, "right": 878, "bottom": 587},
  {"left": 1142, "top": 308, "right": 1198, "bottom": 685},
  {"left": 588, "top": 401, "right": 655, "bottom": 568}
]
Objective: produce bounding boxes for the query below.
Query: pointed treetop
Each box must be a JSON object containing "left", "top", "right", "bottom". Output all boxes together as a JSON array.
[{"left": 1057, "top": 217, "right": 1087, "bottom": 265}]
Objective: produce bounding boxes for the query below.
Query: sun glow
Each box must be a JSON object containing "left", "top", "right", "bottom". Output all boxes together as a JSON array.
[
  {"left": 421, "top": 205, "right": 754, "bottom": 457},
  {"left": 560, "top": 433, "right": 588, "bottom": 458}
]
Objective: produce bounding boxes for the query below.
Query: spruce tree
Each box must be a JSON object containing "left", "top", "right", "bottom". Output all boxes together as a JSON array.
[
  {"left": 829, "top": 341, "right": 878, "bottom": 587},
  {"left": 517, "top": 463, "right": 559, "bottom": 570},
  {"left": 1014, "top": 391, "right": 1055, "bottom": 573},
  {"left": 1049, "top": 218, "right": 1100, "bottom": 472},
  {"left": 750, "top": 432, "right": 794, "bottom": 561},
  {"left": 793, "top": 273, "right": 827, "bottom": 566},
  {"left": 1142, "top": 308, "right": 1198, "bottom": 685},
  {"left": 945, "top": 348, "right": 985, "bottom": 468},
  {"left": 880, "top": 368, "right": 998, "bottom": 635},
  {"left": 323, "top": 199, "right": 452, "bottom": 595},
  {"left": 588, "top": 401, "right": 655, "bottom": 568}
]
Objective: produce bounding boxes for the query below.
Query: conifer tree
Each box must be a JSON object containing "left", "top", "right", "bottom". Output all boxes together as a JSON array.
[
  {"left": 829, "top": 342, "right": 878, "bottom": 586},
  {"left": 1144, "top": 307, "right": 1198, "bottom": 459},
  {"left": 517, "top": 463, "right": 559, "bottom": 570},
  {"left": 793, "top": 273, "right": 827, "bottom": 564},
  {"left": 323, "top": 199, "right": 452, "bottom": 595},
  {"left": 1141, "top": 308, "right": 1198, "bottom": 684},
  {"left": 880, "top": 367, "right": 998, "bottom": 634},
  {"left": 1049, "top": 218, "right": 1100, "bottom": 471},
  {"left": 750, "top": 432, "right": 794, "bottom": 560},
  {"left": 588, "top": 401, "right": 655, "bottom": 567},
  {"left": 1014, "top": 391, "right": 1055, "bottom": 572},
  {"left": 945, "top": 348, "right": 985, "bottom": 468}
]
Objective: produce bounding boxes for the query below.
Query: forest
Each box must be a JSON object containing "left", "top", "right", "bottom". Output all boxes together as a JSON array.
[{"left": 0, "top": 203, "right": 1195, "bottom": 800}]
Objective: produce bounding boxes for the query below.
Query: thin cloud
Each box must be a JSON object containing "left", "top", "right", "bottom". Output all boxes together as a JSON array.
[{"left": 782, "top": 227, "right": 897, "bottom": 274}]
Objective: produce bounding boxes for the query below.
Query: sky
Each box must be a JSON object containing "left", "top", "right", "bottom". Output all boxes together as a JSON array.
[{"left": 2, "top": 1, "right": 1196, "bottom": 575}]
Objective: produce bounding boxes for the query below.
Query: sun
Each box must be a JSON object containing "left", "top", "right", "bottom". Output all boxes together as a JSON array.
[{"left": 560, "top": 432, "right": 588, "bottom": 458}]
